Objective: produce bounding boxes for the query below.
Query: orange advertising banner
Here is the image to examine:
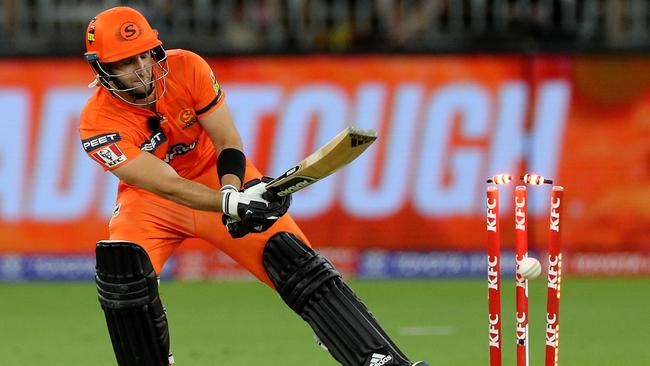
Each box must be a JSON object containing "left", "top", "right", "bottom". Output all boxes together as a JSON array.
[{"left": 0, "top": 55, "right": 648, "bottom": 254}]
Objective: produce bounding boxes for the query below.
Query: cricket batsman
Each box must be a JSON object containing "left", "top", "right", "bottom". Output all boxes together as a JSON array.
[{"left": 79, "top": 6, "right": 428, "bottom": 366}]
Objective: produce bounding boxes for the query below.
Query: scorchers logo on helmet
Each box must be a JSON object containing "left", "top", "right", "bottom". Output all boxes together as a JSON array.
[{"left": 119, "top": 21, "right": 141, "bottom": 40}]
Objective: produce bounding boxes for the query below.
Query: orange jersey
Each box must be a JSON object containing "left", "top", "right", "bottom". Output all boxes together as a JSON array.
[
  {"left": 78, "top": 48, "right": 311, "bottom": 282},
  {"left": 79, "top": 48, "right": 223, "bottom": 187}
]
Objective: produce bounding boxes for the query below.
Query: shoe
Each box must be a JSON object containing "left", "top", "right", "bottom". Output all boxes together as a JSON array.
[{"left": 412, "top": 362, "right": 430, "bottom": 366}]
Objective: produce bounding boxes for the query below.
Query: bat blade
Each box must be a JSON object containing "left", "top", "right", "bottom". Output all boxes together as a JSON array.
[{"left": 265, "top": 127, "right": 377, "bottom": 197}]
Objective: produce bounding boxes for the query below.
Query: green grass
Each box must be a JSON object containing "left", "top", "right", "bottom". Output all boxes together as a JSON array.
[{"left": 0, "top": 277, "right": 649, "bottom": 365}]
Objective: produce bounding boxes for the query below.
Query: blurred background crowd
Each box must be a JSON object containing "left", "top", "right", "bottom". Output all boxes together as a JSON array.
[{"left": 2, "top": 0, "right": 650, "bottom": 55}]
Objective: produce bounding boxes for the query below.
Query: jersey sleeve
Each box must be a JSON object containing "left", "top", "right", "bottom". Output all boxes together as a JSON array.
[
  {"left": 79, "top": 125, "right": 143, "bottom": 171},
  {"left": 183, "top": 50, "right": 225, "bottom": 118}
]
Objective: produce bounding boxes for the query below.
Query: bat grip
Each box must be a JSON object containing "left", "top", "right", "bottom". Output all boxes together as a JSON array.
[{"left": 262, "top": 190, "right": 278, "bottom": 201}]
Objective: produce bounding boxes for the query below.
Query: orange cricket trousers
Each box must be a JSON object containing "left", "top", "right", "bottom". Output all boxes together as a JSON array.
[{"left": 107, "top": 160, "right": 310, "bottom": 287}]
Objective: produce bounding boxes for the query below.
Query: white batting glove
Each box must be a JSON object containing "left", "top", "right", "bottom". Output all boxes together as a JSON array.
[{"left": 220, "top": 184, "right": 271, "bottom": 220}]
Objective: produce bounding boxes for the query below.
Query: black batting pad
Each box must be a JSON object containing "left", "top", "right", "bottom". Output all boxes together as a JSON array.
[
  {"left": 95, "top": 241, "right": 172, "bottom": 366},
  {"left": 263, "top": 233, "right": 411, "bottom": 366}
]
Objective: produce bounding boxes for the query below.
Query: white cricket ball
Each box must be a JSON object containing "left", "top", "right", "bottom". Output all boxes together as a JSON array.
[{"left": 518, "top": 257, "right": 542, "bottom": 279}]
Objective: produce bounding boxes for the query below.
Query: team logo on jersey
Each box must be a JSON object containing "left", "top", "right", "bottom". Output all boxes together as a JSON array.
[
  {"left": 119, "top": 21, "right": 141, "bottom": 41},
  {"left": 92, "top": 144, "right": 127, "bottom": 168},
  {"left": 177, "top": 108, "right": 198, "bottom": 129}
]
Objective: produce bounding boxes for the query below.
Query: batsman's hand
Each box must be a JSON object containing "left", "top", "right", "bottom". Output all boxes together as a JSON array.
[{"left": 220, "top": 177, "right": 291, "bottom": 238}]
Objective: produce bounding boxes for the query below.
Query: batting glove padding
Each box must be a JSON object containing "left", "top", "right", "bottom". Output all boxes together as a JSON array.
[{"left": 221, "top": 177, "right": 291, "bottom": 238}]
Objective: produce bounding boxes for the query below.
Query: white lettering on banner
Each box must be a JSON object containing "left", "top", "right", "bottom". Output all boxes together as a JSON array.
[
  {"left": 269, "top": 85, "right": 347, "bottom": 218},
  {"left": 0, "top": 89, "right": 29, "bottom": 221},
  {"left": 414, "top": 83, "right": 490, "bottom": 216},
  {"left": 30, "top": 88, "right": 97, "bottom": 220},
  {"left": 228, "top": 81, "right": 568, "bottom": 219},
  {"left": 3, "top": 79, "right": 569, "bottom": 222},
  {"left": 225, "top": 85, "right": 281, "bottom": 155},
  {"left": 343, "top": 83, "right": 422, "bottom": 217}
]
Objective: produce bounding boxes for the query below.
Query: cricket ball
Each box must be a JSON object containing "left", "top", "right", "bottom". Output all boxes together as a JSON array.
[{"left": 519, "top": 257, "right": 542, "bottom": 279}]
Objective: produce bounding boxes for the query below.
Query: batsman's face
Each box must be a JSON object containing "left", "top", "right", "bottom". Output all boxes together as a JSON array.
[{"left": 110, "top": 51, "right": 154, "bottom": 95}]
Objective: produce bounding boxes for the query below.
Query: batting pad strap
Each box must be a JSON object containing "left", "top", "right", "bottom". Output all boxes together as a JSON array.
[
  {"left": 217, "top": 148, "right": 246, "bottom": 184},
  {"left": 280, "top": 255, "right": 340, "bottom": 313},
  {"left": 96, "top": 276, "right": 150, "bottom": 308}
]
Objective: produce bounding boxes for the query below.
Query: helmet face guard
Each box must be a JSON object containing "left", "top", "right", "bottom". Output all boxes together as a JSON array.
[{"left": 85, "top": 45, "right": 169, "bottom": 106}]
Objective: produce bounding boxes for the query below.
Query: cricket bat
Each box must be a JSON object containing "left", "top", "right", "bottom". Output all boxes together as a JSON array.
[{"left": 264, "top": 127, "right": 377, "bottom": 198}]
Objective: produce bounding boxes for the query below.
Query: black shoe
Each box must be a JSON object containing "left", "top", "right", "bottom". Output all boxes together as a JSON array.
[{"left": 412, "top": 362, "right": 430, "bottom": 366}]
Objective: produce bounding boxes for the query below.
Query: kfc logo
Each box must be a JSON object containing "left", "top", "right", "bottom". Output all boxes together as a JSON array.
[{"left": 92, "top": 144, "right": 127, "bottom": 168}]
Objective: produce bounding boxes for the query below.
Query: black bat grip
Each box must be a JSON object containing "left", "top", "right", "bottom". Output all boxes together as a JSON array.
[{"left": 262, "top": 190, "right": 278, "bottom": 201}]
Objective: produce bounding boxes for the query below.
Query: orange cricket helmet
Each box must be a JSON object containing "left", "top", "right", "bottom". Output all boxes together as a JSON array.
[
  {"left": 84, "top": 6, "right": 168, "bottom": 106},
  {"left": 85, "top": 6, "right": 161, "bottom": 63}
]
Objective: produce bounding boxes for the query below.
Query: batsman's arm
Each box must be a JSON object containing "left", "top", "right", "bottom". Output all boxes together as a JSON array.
[
  {"left": 111, "top": 152, "right": 275, "bottom": 222},
  {"left": 199, "top": 102, "right": 244, "bottom": 189},
  {"left": 111, "top": 151, "right": 223, "bottom": 212}
]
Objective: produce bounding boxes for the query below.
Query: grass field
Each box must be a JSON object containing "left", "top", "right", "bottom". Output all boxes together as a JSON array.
[{"left": 1, "top": 277, "right": 649, "bottom": 365}]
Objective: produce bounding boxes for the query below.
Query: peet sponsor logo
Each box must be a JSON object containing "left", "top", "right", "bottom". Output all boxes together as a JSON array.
[
  {"left": 140, "top": 130, "right": 167, "bottom": 152},
  {"left": 81, "top": 132, "right": 121, "bottom": 152}
]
